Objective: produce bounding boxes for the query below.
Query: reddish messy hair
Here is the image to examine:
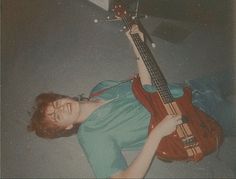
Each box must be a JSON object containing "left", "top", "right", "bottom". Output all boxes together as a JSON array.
[{"left": 27, "top": 93, "right": 80, "bottom": 139}]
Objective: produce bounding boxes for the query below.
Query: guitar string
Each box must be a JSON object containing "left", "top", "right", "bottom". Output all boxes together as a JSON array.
[
  {"left": 123, "top": 15, "right": 186, "bottom": 124},
  {"left": 122, "top": 16, "right": 188, "bottom": 129},
  {"left": 133, "top": 33, "right": 173, "bottom": 103},
  {"left": 124, "top": 15, "right": 199, "bottom": 158},
  {"left": 123, "top": 16, "right": 181, "bottom": 116},
  {"left": 122, "top": 16, "right": 164, "bottom": 87},
  {"left": 133, "top": 34, "right": 173, "bottom": 103},
  {"left": 118, "top": 8, "right": 200, "bottom": 158},
  {"left": 131, "top": 23, "right": 200, "bottom": 158},
  {"left": 122, "top": 15, "right": 198, "bottom": 156},
  {"left": 132, "top": 34, "right": 194, "bottom": 142},
  {"left": 127, "top": 27, "right": 171, "bottom": 101},
  {"left": 124, "top": 17, "right": 176, "bottom": 107}
]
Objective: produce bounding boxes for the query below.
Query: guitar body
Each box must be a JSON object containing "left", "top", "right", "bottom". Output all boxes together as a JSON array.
[
  {"left": 132, "top": 76, "right": 224, "bottom": 161},
  {"left": 112, "top": 2, "right": 224, "bottom": 161}
]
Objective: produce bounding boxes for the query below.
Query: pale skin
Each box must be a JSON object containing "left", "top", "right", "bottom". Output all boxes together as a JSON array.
[{"left": 45, "top": 24, "right": 180, "bottom": 179}]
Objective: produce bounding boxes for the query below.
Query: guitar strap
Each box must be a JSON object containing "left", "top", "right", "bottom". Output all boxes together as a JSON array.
[{"left": 89, "top": 78, "right": 134, "bottom": 99}]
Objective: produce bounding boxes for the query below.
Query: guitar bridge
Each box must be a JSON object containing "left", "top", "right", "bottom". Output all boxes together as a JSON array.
[{"left": 182, "top": 136, "right": 196, "bottom": 146}]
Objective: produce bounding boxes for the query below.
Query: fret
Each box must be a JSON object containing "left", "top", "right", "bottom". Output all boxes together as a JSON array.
[
  {"left": 129, "top": 33, "right": 174, "bottom": 104},
  {"left": 132, "top": 34, "right": 164, "bottom": 80}
]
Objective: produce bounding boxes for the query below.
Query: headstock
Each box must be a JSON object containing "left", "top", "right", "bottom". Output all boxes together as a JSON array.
[
  {"left": 112, "top": 3, "right": 128, "bottom": 19},
  {"left": 112, "top": 2, "right": 134, "bottom": 30},
  {"left": 93, "top": 2, "right": 132, "bottom": 29},
  {"left": 111, "top": 1, "right": 156, "bottom": 48}
]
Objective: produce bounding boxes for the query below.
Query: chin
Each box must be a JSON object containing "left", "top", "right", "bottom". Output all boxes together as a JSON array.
[{"left": 72, "top": 101, "right": 80, "bottom": 113}]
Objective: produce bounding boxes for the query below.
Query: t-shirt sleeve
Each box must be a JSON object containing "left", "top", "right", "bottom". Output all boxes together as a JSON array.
[{"left": 78, "top": 133, "right": 127, "bottom": 178}]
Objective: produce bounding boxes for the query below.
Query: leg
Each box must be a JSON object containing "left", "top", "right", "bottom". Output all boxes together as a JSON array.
[{"left": 186, "top": 70, "right": 236, "bottom": 136}]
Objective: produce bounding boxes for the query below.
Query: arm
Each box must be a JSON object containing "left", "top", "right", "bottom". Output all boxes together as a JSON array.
[
  {"left": 111, "top": 115, "right": 180, "bottom": 179},
  {"left": 126, "top": 24, "right": 152, "bottom": 85}
]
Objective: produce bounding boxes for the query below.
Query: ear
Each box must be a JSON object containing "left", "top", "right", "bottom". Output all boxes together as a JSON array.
[{"left": 65, "top": 124, "right": 73, "bottom": 130}]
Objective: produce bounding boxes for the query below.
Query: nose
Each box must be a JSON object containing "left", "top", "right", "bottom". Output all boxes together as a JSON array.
[
  {"left": 56, "top": 103, "right": 69, "bottom": 113},
  {"left": 62, "top": 103, "right": 69, "bottom": 112},
  {"left": 56, "top": 105, "right": 65, "bottom": 112}
]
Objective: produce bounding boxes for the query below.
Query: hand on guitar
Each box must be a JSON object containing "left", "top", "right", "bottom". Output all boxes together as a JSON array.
[
  {"left": 126, "top": 24, "right": 144, "bottom": 41},
  {"left": 153, "top": 115, "right": 181, "bottom": 138}
]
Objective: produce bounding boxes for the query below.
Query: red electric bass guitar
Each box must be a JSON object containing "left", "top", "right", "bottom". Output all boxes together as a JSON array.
[{"left": 113, "top": 3, "right": 223, "bottom": 161}]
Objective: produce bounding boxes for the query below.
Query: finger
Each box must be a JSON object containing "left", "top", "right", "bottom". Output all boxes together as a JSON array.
[
  {"left": 172, "top": 114, "right": 181, "bottom": 119},
  {"left": 177, "top": 119, "right": 183, "bottom": 125},
  {"left": 175, "top": 115, "right": 183, "bottom": 125},
  {"left": 165, "top": 114, "right": 174, "bottom": 119}
]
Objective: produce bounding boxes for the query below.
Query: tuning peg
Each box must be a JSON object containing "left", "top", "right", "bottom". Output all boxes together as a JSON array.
[
  {"left": 151, "top": 43, "right": 156, "bottom": 48},
  {"left": 106, "top": 16, "right": 120, "bottom": 22},
  {"left": 145, "top": 35, "right": 156, "bottom": 48},
  {"left": 140, "top": 14, "right": 149, "bottom": 19},
  {"left": 93, "top": 16, "right": 121, "bottom": 24},
  {"left": 119, "top": 26, "right": 127, "bottom": 32}
]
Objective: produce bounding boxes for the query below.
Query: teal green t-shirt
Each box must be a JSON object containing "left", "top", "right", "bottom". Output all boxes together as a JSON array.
[
  {"left": 77, "top": 71, "right": 235, "bottom": 178},
  {"left": 77, "top": 80, "right": 183, "bottom": 178}
]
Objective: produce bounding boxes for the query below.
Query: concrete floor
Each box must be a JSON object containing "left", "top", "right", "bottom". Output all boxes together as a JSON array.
[{"left": 2, "top": 0, "right": 236, "bottom": 178}]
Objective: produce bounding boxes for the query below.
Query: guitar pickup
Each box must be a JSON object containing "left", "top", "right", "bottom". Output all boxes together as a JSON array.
[
  {"left": 181, "top": 116, "right": 188, "bottom": 123},
  {"left": 182, "top": 136, "right": 196, "bottom": 146}
]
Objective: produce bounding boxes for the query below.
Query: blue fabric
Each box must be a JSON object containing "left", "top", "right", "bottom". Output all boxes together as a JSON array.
[
  {"left": 186, "top": 70, "right": 236, "bottom": 136},
  {"left": 78, "top": 80, "right": 184, "bottom": 178},
  {"left": 78, "top": 71, "right": 235, "bottom": 178}
]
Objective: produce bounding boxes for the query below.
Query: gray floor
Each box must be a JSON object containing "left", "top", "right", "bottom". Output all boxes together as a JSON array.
[{"left": 2, "top": 0, "right": 236, "bottom": 178}]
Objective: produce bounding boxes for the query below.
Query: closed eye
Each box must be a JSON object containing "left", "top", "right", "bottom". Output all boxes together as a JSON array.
[
  {"left": 53, "top": 101, "right": 60, "bottom": 108},
  {"left": 55, "top": 112, "right": 62, "bottom": 122}
]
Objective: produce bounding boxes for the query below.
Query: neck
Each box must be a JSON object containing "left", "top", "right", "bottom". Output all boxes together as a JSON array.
[{"left": 76, "top": 99, "right": 101, "bottom": 124}]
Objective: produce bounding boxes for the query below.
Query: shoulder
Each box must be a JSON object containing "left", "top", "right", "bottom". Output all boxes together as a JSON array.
[
  {"left": 89, "top": 80, "right": 120, "bottom": 98},
  {"left": 90, "top": 80, "right": 133, "bottom": 99}
]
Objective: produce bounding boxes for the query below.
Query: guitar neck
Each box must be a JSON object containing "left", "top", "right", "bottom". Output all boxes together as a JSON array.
[{"left": 130, "top": 33, "right": 174, "bottom": 104}]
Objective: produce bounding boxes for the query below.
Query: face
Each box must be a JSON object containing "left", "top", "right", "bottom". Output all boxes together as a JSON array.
[{"left": 45, "top": 98, "right": 80, "bottom": 129}]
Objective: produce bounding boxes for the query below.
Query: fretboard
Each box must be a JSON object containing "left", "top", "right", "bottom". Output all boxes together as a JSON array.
[{"left": 130, "top": 33, "right": 174, "bottom": 104}]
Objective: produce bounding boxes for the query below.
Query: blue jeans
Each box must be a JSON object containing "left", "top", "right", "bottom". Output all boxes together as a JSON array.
[{"left": 186, "top": 69, "right": 236, "bottom": 136}]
